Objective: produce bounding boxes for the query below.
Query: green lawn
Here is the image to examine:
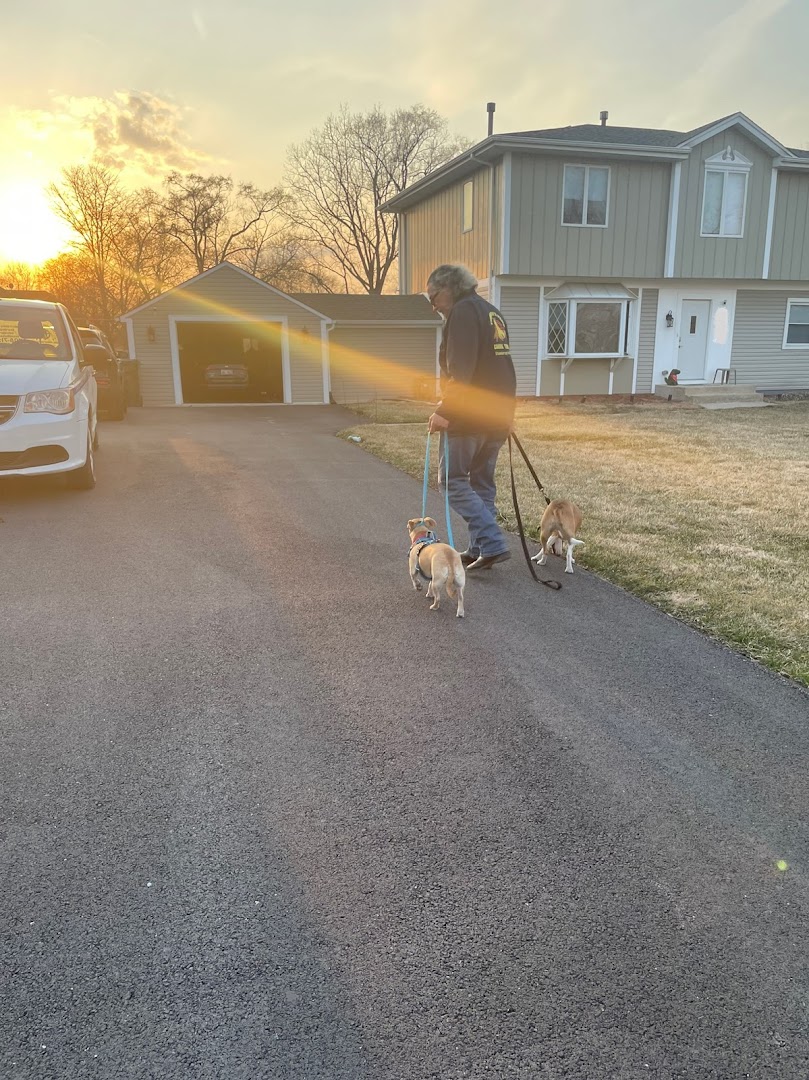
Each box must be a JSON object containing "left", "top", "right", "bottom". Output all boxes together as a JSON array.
[{"left": 339, "top": 398, "right": 809, "bottom": 688}]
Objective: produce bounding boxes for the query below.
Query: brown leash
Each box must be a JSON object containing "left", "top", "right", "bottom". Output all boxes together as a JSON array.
[{"left": 507, "top": 434, "right": 562, "bottom": 590}]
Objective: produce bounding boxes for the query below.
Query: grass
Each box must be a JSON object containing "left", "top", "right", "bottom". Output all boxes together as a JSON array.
[{"left": 339, "top": 398, "right": 809, "bottom": 688}]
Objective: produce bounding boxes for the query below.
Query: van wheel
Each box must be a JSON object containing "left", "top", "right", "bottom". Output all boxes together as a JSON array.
[{"left": 67, "top": 435, "right": 96, "bottom": 490}]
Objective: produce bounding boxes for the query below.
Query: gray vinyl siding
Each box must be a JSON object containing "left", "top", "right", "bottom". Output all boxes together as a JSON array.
[
  {"left": 129, "top": 265, "right": 327, "bottom": 405},
  {"left": 499, "top": 286, "right": 539, "bottom": 395},
  {"left": 769, "top": 172, "right": 809, "bottom": 281},
  {"left": 405, "top": 165, "right": 500, "bottom": 293},
  {"left": 328, "top": 325, "right": 438, "bottom": 403},
  {"left": 508, "top": 154, "right": 669, "bottom": 278},
  {"left": 674, "top": 129, "right": 773, "bottom": 279},
  {"left": 636, "top": 288, "right": 659, "bottom": 392},
  {"left": 730, "top": 290, "right": 809, "bottom": 389}
]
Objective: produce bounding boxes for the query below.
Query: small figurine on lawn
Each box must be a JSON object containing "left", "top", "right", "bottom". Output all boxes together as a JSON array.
[{"left": 662, "top": 369, "right": 681, "bottom": 386}]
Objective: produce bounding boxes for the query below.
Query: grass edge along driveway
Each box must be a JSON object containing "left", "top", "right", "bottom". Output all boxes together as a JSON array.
[{"left": 339, "top": 398, "right": 809, "bottom": 689}]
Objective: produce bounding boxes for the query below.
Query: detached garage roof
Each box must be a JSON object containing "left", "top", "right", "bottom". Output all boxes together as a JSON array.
[{"left": 292, "top": 293, "right": 440, "bottom": 324}]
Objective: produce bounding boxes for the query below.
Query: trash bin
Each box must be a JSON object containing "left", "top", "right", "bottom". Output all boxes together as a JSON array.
[{"left": 120, "top": 358, "right": 142, "bottom": 406}]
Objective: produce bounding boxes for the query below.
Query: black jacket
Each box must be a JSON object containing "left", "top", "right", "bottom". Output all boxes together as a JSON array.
[{"left": 436, "top": 291, "right": 516, "bottom": 434}]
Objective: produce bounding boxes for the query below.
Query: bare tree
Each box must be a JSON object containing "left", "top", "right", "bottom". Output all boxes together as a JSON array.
[
  {"left": 162, "top": 173, "right": 290, "bottom": 274},
  {"left": 285, "top": 104, "right": 469, "bottom": 294},
  {"left": 0, "top": 261, "right": 41, "bottom": 291},
  {"left": 38, "top": 250, "right": 102, "bottom": 326},
  {"left": 48, "top": 165, "right": 131, "bottom": 331}
]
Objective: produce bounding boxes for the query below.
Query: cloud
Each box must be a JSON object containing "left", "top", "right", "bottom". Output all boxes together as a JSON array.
[
  {"left": 10, "top": 91, "right": 209, "bottom": 180},
  {"left": 87, "top": 91, "right": 208, "bottom": 173}
]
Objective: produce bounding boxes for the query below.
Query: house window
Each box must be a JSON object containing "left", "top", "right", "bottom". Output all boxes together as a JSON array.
[
  {"left": 462, "top": 180, "right": 473, "bottom": 233},
  {"left": 546, "top": 300, "right": 629, "bottom": 356},
  {"left": 700, "top": 148, "right": 751, "bottom": 237},
  {"left": 562, "top": 165, "right": 609, "bottom": 226},
  {"left": 783, "top": 300, "right": 809, "bottom": 348}
]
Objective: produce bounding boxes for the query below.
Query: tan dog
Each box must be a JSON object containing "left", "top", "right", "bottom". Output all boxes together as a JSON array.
[
  {"left": 531, "top": 499, "right": 584, "bottom": 574},
  {"left": 407, "top": 517, "right": 466, "bottom": 617}
]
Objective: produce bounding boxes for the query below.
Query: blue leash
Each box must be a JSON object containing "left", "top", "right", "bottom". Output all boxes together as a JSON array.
[{"left": 421, "top": 431, "right": 455, "bottom": 549}]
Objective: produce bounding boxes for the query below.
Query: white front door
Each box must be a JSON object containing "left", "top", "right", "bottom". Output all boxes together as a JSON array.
[{"left": 678, "top": 299, "right": 710, "bottom": 381}]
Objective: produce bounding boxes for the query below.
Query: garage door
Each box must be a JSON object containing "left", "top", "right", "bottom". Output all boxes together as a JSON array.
[
  {"left": 177, "top": 320, "right": 284, "bottom": 404},
  {"left": 328, "top": 326, "right": 437, "bottom": 404}
]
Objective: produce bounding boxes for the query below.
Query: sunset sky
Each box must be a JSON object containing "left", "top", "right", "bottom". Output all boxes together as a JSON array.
[{"left": 1, "top": 0, "right": 807, "bottom": 266}]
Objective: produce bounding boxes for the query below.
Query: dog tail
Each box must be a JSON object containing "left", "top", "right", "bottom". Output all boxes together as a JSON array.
[{"left": 447, "top": 563, "right": 465, "bottom": 598}]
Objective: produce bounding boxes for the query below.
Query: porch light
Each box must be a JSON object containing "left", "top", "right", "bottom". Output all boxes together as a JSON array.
[
  {"left": 665, "top": 311, "right": 674, "bottom": 328},
  {"left": 147, "top": 325, "right": 156, "bottom": 343}
]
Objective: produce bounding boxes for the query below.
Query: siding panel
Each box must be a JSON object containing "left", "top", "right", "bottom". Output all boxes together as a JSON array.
[
  {"left": 499, "top": 286, "right": 540, "bottom": 395},
  {"left": 730, "top": 290, "right": 809, "bottom": 389},
  {"left": 509, "top": 154, "right": 669, "bottom": 278},
  {"left": 328, "top": 326, "right": 438, "bottom": 403},
  {"left": 770, "top": 172, "right": 809, "bottom": 280},
  {"left": 405, "top": 167, "right": 497, "bottom": 292},
  {"left": 637, "top": 288, "right": 659, "bottom": 393},
  {"left": 675, "top": 128, "right": 773, "bottom": 279}
]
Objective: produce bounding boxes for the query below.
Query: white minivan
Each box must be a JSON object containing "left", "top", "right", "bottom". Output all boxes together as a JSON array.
[{"left": 0, "top": 298, "right": 101, "bottom": 489}]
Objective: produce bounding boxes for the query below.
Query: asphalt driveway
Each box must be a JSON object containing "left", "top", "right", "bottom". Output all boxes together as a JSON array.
[{"left": 1, "top": 406, "right": 807, "bottom": 1079}]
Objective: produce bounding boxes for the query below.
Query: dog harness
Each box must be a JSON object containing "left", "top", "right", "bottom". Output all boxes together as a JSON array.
[{"left": 410, "top": 530, "right": 439, "bottom": 582}]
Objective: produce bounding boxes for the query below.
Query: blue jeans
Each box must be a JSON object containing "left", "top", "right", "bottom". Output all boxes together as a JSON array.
[{"left": 439, "top": 433, "right": 508, "bottom": 557}]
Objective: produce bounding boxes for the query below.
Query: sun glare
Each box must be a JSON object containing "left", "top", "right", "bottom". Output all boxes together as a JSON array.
[{"left": 0, "top": 181, "right": 73, "bottom": 266}]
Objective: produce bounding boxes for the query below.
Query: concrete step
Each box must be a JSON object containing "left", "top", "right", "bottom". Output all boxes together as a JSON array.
[
  {"left": 697, "top": 400, "right": 771, "bottom": 410},
  {"left": 680, "top": 383, "right": 757, "bottom": 396}
]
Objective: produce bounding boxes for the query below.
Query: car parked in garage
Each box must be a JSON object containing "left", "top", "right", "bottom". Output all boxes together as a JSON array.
[
  {"left": 78, "top": 325, "right": 127, "bottom": 420},
  {"left": 203, "top": 362, "right": 250, "bottom": 391},
  {"left": 0, "top": 298, "right": 101, "bottom": 488}
]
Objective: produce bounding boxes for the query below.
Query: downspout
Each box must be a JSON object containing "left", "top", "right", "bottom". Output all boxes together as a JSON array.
[{"left": 468, "top": 149, "right": 496, "bottom": 298}]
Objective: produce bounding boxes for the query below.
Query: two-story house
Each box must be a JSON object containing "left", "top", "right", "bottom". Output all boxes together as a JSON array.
[{"left": 384, "top": 112, "right": 809, "bottom": 397}]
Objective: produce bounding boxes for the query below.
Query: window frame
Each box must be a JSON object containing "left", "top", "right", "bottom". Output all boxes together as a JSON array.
[
  {"left": 561, "top": 164, "right": 611, "bottom": 229},
  {"left": 700, "top": 167, "right": 749, "bottom": 239},
  {"left": 545, "top": 298, "right": 630, "bottom": 358},
  {"left": 782, "top": 298, "right": 809, "bottom": 350},
  {"left": 462, "top": 180, "right": 474, "bottom": 234}
]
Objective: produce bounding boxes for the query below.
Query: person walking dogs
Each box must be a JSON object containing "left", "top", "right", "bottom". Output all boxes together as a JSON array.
[{"left": 426, "top": 264, "right": 517, "bottom": 571}]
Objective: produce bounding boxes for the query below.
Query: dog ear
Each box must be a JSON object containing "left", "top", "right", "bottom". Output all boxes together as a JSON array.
[
  {"left": 407, "top": 518, "right": 419, "bottom": 530},
  {"left": 424, "top": 517, "right": 437, "bottom": 529}
]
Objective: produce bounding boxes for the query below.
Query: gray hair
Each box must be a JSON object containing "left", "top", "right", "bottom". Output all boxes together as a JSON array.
[{"left": 426, "top": 264, "right": 478, "bottom": 301}]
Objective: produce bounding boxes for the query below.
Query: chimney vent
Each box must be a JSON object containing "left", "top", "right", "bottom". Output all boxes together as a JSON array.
[
  {"left": 487, "top": 102, "right": 496, "bottom": 137},
  {"left": 600, "top": 110, "right": 609, "bottom": 126}
]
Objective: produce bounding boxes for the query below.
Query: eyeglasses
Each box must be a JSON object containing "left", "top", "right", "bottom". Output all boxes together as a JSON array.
[{"left": 427, "top": 287, "right": 443, "bottom": 307}]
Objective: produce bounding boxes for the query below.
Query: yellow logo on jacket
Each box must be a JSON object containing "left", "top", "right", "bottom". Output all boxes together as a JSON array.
[{"left": 489, "top": 312, "right": 510, "bottom": 354}]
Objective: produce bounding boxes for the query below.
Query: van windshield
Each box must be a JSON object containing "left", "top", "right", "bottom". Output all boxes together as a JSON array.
[{"left": 0, "top": 305, "right": 71, "bottom": 361}]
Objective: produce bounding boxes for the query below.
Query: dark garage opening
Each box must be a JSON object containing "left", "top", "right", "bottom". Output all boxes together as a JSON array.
[{"left": 177, "top": 320, "right": 284, "bottom": 403}]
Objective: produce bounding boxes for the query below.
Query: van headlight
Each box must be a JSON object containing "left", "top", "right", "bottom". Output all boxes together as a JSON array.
[{"left": 24, "top": 389, "right": 75, "bottom": 415}]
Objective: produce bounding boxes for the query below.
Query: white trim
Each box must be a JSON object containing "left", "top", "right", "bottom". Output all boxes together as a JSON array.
[
  {"left": 501, "top": 152, "right": 512, "bottom": 275},
  {"left": 664, "top": 162, "right": 681, "bottom": 278},
  {"left": 120, "top": 262, "right": 333, "bottom": 321},
  {"left": 699, "top": 162, "right": 750, "bottom": 238},
  {"left": 167, "top": 314, "right": 290, "bottom": 406},
  {"left": 782, "top": 298, "right": 809, "bottom": 350},
  {"left": 631, "top": 287, "right": 643, "bottom": 393},
  {"left": 123, "top": 317, "right": 136, "bottom": 360},
  {"left": 678, "top": 113, "right": 789, "bottom": 157},
  {"left": 561, "top": 164, "right": 610, "bottom": 228},
  {"left": 535, "top": 286, "right": 545, "bottom": 397},
  {"left": 762, "top": 169, "right": 778, "bottom": 280},
  {"left": 321, "top": 321, "right": 330, "bottom": 402}
]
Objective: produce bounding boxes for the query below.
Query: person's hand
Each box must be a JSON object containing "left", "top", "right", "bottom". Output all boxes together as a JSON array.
[{"left": 428, "top": 412, "right": 449, "bottom": 433}]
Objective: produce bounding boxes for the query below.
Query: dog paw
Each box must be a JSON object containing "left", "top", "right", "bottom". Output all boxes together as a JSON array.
[{"left": 564, "top": 567, "right": 574, "bottom": 574}]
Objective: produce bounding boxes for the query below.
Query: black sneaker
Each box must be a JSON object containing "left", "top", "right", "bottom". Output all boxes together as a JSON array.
[{"left": 466, "top": 551, "right": 512, "bottom": 571}]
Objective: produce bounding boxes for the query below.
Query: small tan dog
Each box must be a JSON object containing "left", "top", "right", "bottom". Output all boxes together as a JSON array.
[
  {"left": 407, "top": 517, "right": 466, "bottom": 617},
  {"left": 531, "top": 499, "right": 584, "bottom": 574}
]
